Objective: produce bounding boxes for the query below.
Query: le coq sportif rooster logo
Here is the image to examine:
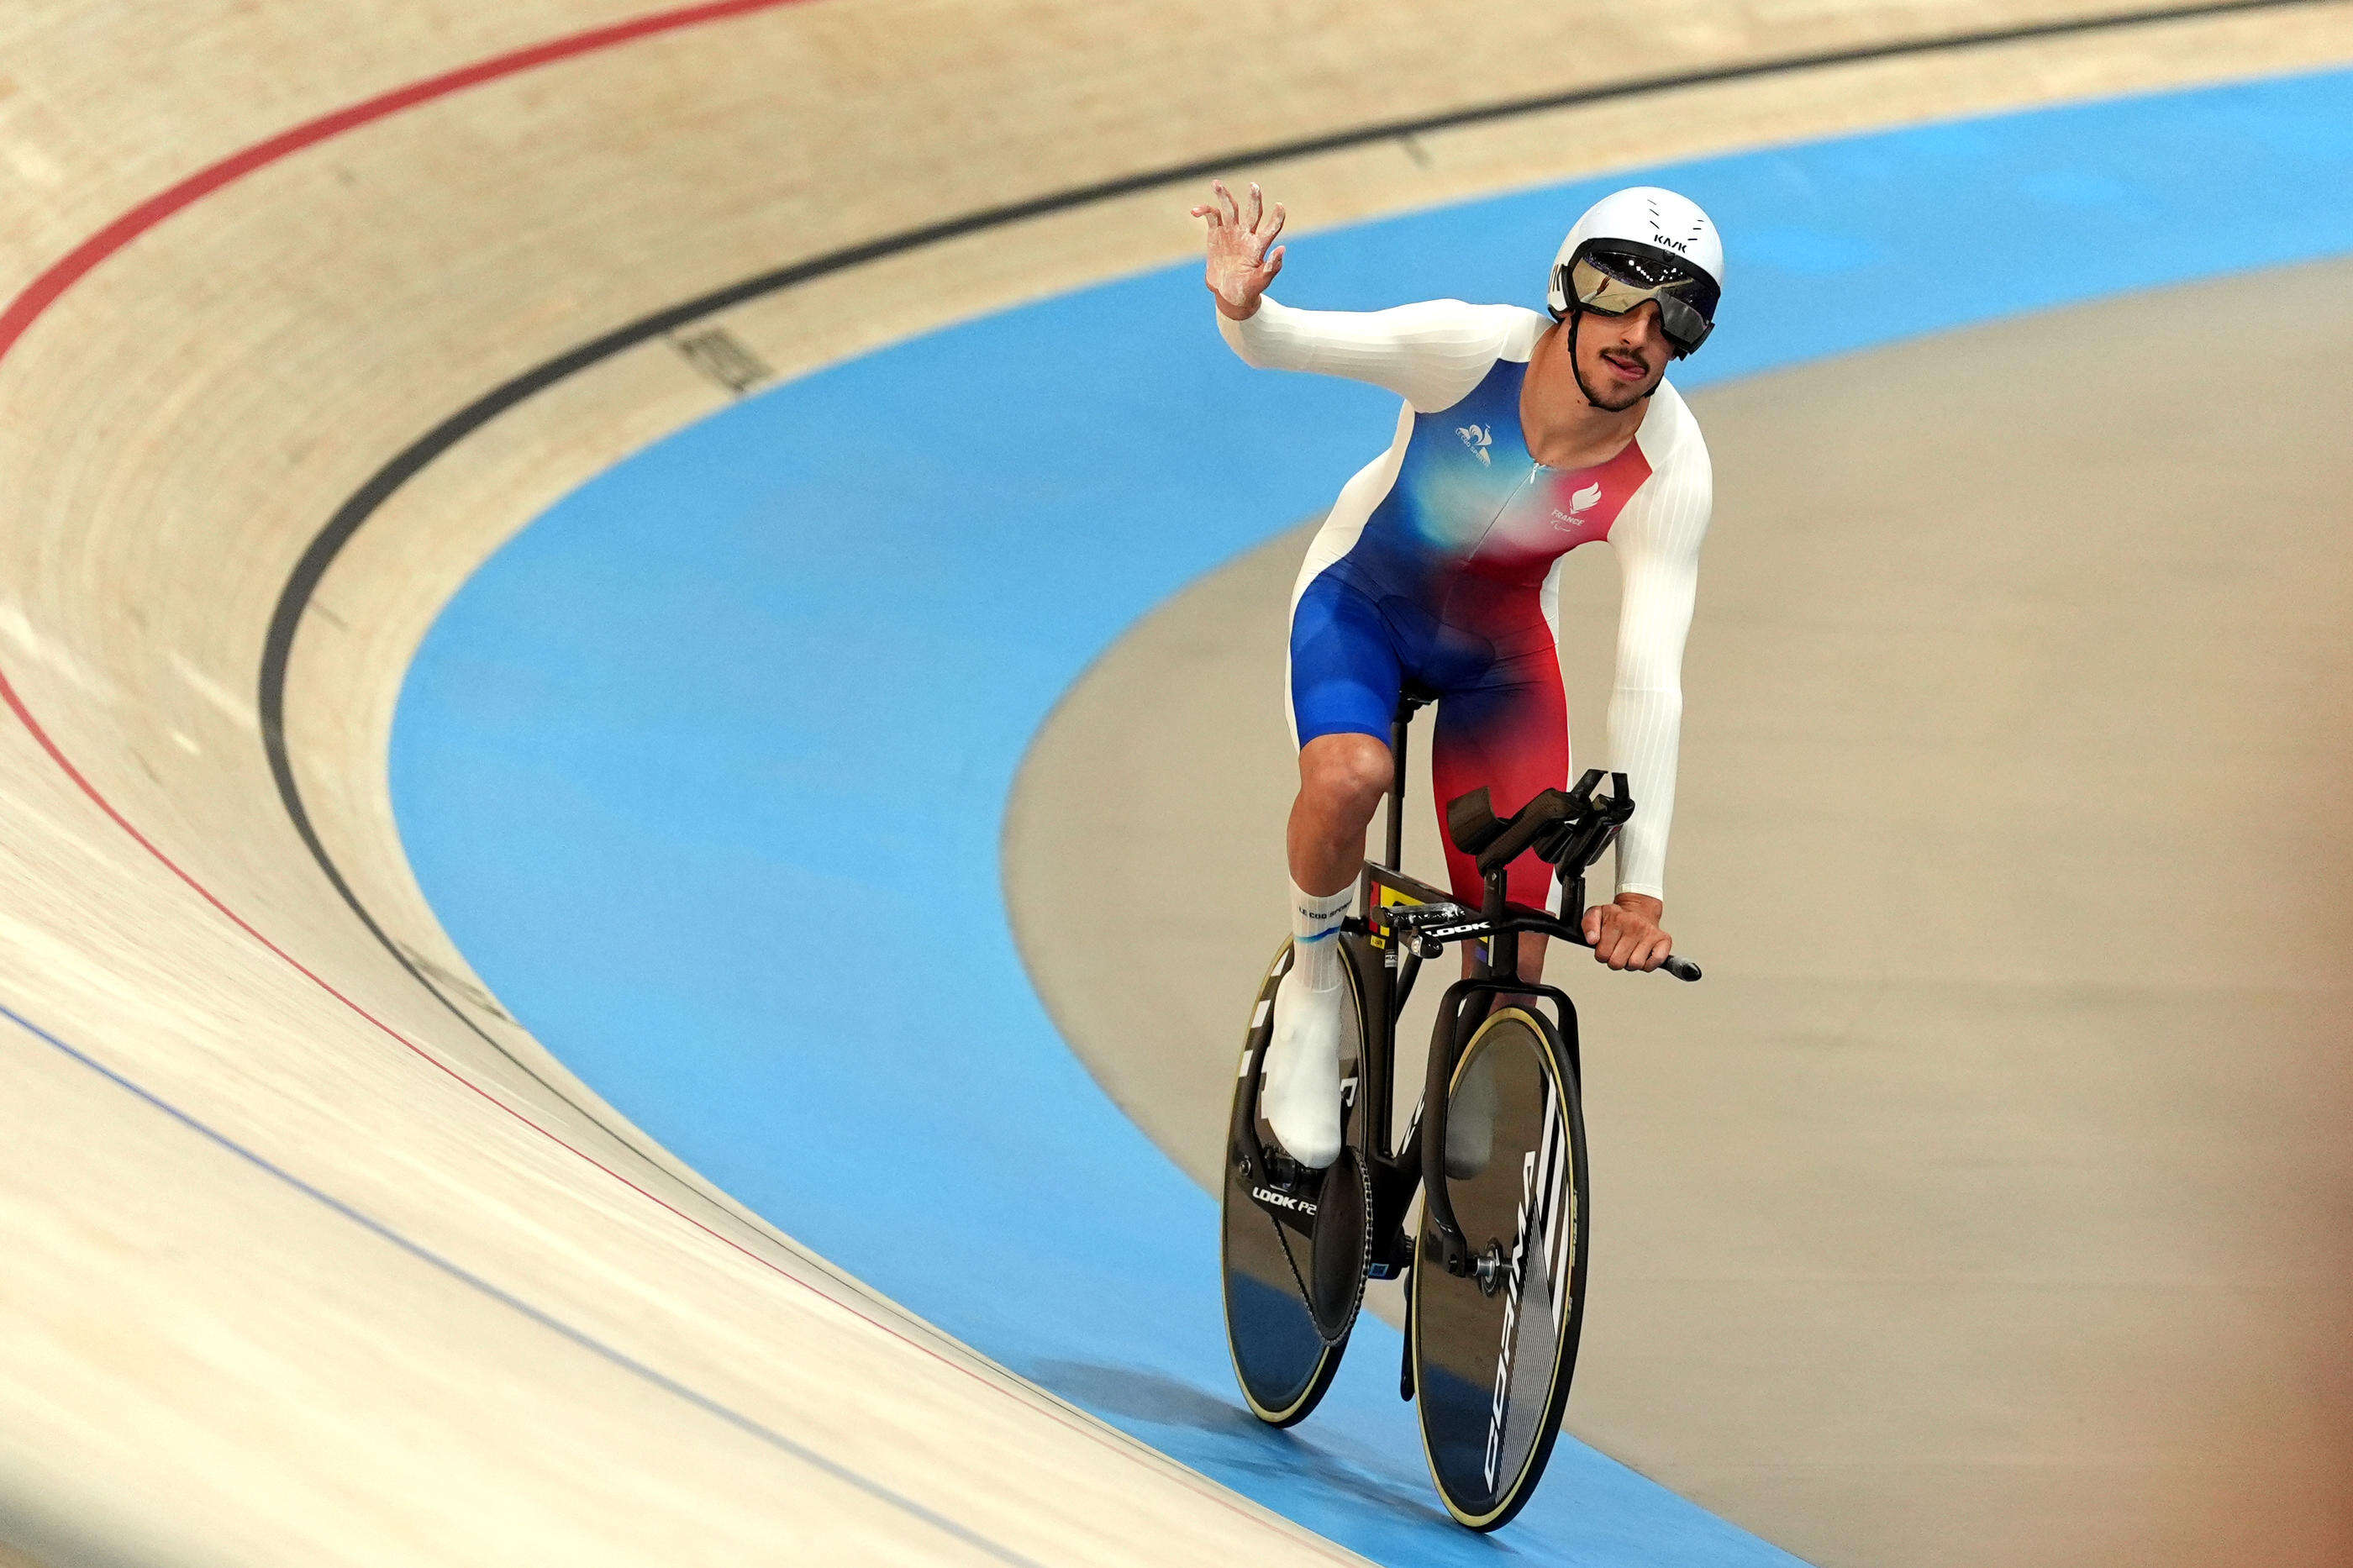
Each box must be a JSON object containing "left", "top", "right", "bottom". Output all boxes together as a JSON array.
[{"left": 1457, "top": 423, "right": 1493, "bottom": 465}]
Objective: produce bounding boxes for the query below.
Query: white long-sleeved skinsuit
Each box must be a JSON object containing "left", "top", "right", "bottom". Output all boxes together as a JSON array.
[{"left": 1223, "top": 297, "right": 1713, "bottom": 902}]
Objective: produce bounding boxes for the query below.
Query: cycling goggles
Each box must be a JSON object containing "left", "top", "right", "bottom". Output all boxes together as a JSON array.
[{"left": 1561, "top": 246, "right": 1718, "bottom": 355}]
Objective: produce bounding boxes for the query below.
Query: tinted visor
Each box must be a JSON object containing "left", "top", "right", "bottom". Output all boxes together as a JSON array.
[{"left": 1563, "top": 242, "right": 1718, "bottom": 355}]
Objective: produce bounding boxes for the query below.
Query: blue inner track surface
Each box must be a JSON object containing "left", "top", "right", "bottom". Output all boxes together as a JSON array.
[{"left": 394, "top": 69, "right": 2353, "bottom": 1565}]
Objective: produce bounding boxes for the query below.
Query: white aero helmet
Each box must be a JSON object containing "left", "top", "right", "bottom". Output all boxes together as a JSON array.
[{"left": 1545, "top": 186, "right": 1724, "bottom": 357}]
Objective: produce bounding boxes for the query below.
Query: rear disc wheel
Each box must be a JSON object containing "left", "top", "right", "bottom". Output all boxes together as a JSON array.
[{"left": 1220, "top": 937, "right": 1369, "bottom": 1425}]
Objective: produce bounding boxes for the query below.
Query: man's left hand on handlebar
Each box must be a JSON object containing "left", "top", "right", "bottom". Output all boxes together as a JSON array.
[{"left": 1581, "top": 892, "right": 1671, "bottom": 971}]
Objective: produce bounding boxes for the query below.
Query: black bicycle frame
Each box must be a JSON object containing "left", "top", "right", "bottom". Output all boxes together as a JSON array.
[
  {"left": 1350, "top": 690, "right": 1432, "bottom": 1277},
  {"left": 1354, "top": 693, "right": 1607, "bottom": 1281},
  {"left": 1248, "top": 689, "right": 1637, "bottom": 1271}
]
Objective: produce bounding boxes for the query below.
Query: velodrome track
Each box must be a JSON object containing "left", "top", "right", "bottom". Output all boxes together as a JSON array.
[{"left": 3, "top": 3, "right": 2350, "bottom": 1565}]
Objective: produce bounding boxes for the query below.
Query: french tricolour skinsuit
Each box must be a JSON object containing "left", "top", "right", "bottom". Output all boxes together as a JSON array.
[{"left": 1221, "top": 296, "right": 1713, "bottom": 908}]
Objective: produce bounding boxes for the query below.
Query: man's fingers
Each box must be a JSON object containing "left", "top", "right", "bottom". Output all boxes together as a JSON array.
[
  {"left": 1263, "top": 245, "right": 1285, "bottom": 280},
  {"left": 1577, "top": 902, "right": 1673, "bottom": 972},
  {"left": 1245, "top": 182, "right": 1263, "bottom": 229},
  {"left": 1263, "top": 203, "right": 1287, "bottom": 245},
  {"left": 1598, "top": 913, "right": 1659, "bottom": 970},
  {"left": 1218, "top": 182, "right": 1240, "bottom": 224},
  {"left": 1189, "top": 203, "right": 1218, "bottom": 223}
]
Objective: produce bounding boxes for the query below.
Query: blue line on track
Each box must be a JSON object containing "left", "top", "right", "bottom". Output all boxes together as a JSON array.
[
  {"left": 0, "top": 1002, "right": 1045, "bottom": 1565},
  {"left": 393, "top": 67, "right": 2353, "bottom": 1564}
]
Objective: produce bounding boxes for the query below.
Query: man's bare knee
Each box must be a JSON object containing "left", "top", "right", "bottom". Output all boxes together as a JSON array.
[{"left": 1298, "top": 734, "right": 1392, "bottom": 823}]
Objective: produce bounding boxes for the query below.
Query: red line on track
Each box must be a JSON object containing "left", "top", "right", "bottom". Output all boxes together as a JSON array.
[
  {"left": 0, "top": 5, "right": 1345, "bottom": 1545},
  {"left": 0, "top": 1, "right": 792, "bottom": 366}
]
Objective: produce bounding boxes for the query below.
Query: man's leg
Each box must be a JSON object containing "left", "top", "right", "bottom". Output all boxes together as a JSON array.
[
  {"left": 1287, "top": 734, "right": 1392, "bottom": 897},
  {"left": 1429, "top": 644, "right": 1571, "bottom": 987},
  {"left": 1266, "top": 575, "right": 1401, "bottom": 1168},
  {"left": 1426, "top": 648, "right": 1569, "bottom": 1177}
]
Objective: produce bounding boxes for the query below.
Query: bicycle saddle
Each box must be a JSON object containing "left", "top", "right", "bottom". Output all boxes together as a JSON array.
[{"left": 1393, "top": 680, "right": 1441, "bottom": 721}]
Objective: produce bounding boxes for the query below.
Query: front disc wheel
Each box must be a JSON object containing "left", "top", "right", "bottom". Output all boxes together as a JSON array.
[{"left": 1409, "top": 1005, "right": 1588, "bottom": 1530}]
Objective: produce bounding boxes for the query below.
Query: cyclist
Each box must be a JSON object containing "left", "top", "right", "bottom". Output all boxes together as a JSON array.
[{"left": 1192, "top": 180, "right": 1719, "bottom": 1168}]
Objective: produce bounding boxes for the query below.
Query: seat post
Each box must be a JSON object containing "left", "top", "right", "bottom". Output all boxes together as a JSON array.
[{"left": 1383, "top": 694, "right": 1416, "bottom": 871}]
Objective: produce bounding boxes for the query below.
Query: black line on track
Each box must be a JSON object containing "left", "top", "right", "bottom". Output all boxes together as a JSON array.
[
  {"left": 0, "top": 1000, "right": 1049, "bottom": 1567},
  {"left": 259, "top": 0, "right": 2334, "bottom": 1174}
]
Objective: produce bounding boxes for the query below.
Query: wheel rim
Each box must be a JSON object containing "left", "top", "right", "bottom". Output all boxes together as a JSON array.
[
  {"left": 1219, "top": 939, "right": 1366, "bottom": 1422},
  {"left": 1411, "top": 1007, "right": 1587, "bottom": 1529}
]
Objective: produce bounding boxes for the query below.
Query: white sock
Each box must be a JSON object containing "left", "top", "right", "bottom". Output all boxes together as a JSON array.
[
  {"left": 1289, "top": 880, "right": 1350, "bottom": 990},
  {"left": 1267, "top": 879, "right": 1351, "bottom": 1170}
]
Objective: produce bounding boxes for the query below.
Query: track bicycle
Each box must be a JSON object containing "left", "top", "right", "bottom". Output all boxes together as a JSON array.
[{"left": 1219, "top": 687, "right": 1698, "bottom": 1531}]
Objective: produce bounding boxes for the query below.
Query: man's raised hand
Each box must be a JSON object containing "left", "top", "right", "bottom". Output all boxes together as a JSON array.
[{"left": 1189, "top": 180, "right": 1285, "bottom": 321}]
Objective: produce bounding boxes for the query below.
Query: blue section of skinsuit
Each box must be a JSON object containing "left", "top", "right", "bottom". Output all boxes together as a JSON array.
[{"left": 392, "top": 69, "right": 2353, "bottom": 1565}]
